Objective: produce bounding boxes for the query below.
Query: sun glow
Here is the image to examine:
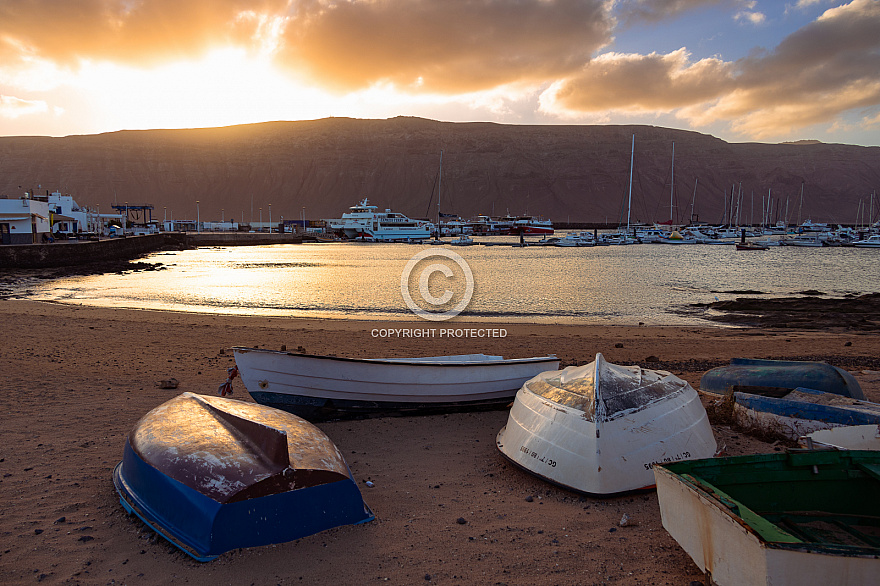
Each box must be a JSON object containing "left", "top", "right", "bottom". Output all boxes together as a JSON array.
[{"left": 74, "top": 48, "right": 340, "bottom": 131}]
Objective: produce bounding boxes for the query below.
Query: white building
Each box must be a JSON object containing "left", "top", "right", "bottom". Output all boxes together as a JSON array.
[
  {"left": 47, "top": 191, "right": 90, "bottom": 235},
  {"left": 0, "top": 194, "right": 52, "bottom": 244}
]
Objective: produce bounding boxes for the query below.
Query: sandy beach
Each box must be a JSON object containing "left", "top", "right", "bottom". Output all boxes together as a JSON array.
[{"left": 2, "top": 298, "right": 879, "bottom": 585}]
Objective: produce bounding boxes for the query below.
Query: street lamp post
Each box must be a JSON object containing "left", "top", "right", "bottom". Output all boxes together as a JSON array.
[{"left": 196, "top": 200, "right": 200, "bottom": 233}]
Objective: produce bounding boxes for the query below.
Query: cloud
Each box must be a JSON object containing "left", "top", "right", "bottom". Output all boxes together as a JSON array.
[
  {"left": 0, "top": 0, "right": 877, "bottom": 143},
  {"left": 734, "top": 10, "right": 766, "bottom": 24},
  {"left": 709, "top": 0, "right": 880, "bottom": 136},
  {"left": 543, "top": 0, "right": 880, "bottom": 140},
  {"left": 0, "top": 0, "right": 287, "bottom": 68},
  {"left": 1, "top": 0, "right": 614, "bottom": 95},
  {"left": 0, "top": 95, "right": 49, "bottom": 118},
  {"left": 274, "top": 0, "right": 614, "bottom": 93},
  {"left": 617, "top": 0, "right": 732, "bottom": 23},
  {"left": 540, "top": 49, "right": 734, "bottom": 113}
]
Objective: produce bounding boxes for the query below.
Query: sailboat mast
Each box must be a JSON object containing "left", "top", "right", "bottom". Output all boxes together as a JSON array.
[
  {"left": 798, "top": 182, "right": 804, "bottom": 228},
  {"left": 437, "top": 150, "right": 443, "bottom": 237},
  {"left": 729, "top": 184, "right": 735, "bottom": 227},
  {"left": 690, "top": 178, "right": 698, "bottom": 223},
  {"left": 750, "top": 191, "right": 754, "bottom": 228},
  {"left": 626, "top": 134, "right": 634, "bottom": 232},
  {"left": 670, "top": 142, "right": 675, "bottom": 224}
]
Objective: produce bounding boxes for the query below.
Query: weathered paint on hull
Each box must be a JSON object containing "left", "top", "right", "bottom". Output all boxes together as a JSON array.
[
  {"left": 655, "top": 452, "right": 880, "bottom": 586},
  {"left": 113, "top": 393, "right": 374, "bottom": 561},
  {"left": 496, "top": 354, "right": 716, "bottom": 495},
  {"left": 732, "top": 389, "right": 880, "bottom": 440}
]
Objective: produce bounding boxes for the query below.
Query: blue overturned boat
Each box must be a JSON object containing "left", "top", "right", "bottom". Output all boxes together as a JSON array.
[
  {"left": 700, "top": 358, "right": 864, "bottom": 400},
  {"left": 113, "top": 392, "right": 374, "bottom": 561},
  {"left": 731, "top": 388, "right": 880, "bottom": 440}
]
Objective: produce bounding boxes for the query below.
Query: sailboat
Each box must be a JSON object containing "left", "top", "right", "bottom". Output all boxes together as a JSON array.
[
  {"left": 427, "top": 151, "right": 445, "bottom": 244},
  {"left": 607, "top": 135, "right": 638, "bottom": 244}
]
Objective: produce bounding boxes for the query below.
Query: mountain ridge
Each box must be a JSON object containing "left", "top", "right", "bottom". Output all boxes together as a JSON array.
[{"left": 1, "top": 117, "right": 877, "bottom": 225}]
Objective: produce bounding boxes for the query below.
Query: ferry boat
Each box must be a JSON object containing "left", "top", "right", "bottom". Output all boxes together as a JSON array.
[{"left": 325, "top": 199, "right": 434, "bottom": 241}]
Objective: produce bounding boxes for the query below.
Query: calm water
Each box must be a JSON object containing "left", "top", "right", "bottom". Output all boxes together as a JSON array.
[{"left": 20, "top": 235, "right": 880, "bottom": 326}]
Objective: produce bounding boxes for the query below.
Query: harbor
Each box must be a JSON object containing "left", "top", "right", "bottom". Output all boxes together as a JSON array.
[{"left": 6, "top": 235, "right": 878, "bottom": 326}]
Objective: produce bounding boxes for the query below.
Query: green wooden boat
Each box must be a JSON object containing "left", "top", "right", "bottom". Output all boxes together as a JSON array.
[{"left": 655, "top": 450, "right": 880, "bottom": 585}]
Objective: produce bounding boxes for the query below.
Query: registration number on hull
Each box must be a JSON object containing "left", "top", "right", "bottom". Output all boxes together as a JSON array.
[{"left": 519, "top": 445, "right": 557, "bottom": 468}]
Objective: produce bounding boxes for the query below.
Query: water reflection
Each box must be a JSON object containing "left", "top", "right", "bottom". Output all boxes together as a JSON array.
[{"left": 23, "top": 236, "right": 880, "bottom": 325}]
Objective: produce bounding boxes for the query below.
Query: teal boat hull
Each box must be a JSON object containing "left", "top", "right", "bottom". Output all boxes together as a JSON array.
[{"left": 700, "top": 358, "right": 864, "bottom": 400}]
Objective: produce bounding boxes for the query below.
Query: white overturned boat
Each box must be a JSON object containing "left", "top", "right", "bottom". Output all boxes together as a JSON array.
[
  {"left": 800, "top": 424, "right": 880, "bottom": 450},
  {"left": 496, "top": 353, "right": 716, "bottom": 496},
  {"left": 232, "top": 348, "right": 559, "bottom": 421}
]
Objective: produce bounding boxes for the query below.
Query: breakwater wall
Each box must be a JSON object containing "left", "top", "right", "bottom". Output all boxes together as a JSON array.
[
  {"left": 183, "top": 232, "right": 303, "bottom": 247},
  {"left": 0, "top": 232, "right": 303, "bottom": 269}
]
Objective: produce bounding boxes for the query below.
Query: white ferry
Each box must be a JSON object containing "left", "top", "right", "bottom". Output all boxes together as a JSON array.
[{"left": 325, "top": 199, "right": 434, "bottom": 241}]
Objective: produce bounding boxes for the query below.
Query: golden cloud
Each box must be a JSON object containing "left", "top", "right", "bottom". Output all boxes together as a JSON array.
[
  {"left": 543, "top": 0, "right": 880, "bottom": 139},
  {"left": 0, "top": 0, "right": 287, "bottom": 67},
  {"left": 0, "top": 95, "right": 49, "bottom": 118},
  {"left": 541, "top": 49, "right": 733, "bottom": 112},
  {"left": 0, "top": 0, "right": 877, "bottom": 142},
  {"left": 274, "top": 0, "right": 614, "bottom": 93}
]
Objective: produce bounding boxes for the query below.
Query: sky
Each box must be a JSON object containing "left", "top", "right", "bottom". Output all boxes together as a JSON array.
[{"left": 1, "top": 0, "right": 879, "bottom": 146}]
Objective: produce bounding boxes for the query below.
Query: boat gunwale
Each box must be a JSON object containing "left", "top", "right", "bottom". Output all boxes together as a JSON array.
[
  {"left": 656, "top": 451, "right": 880, "bottom": 558},
  {"left": 231, "top": 347, "right": 559, "bottom": 367}
]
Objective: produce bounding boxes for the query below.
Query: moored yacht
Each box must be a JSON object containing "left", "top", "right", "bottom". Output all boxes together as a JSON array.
[
  {"left": 507, "top": 216, "right": 554, "bottom": 235},
  {"left": 325, "top": 199, "right": 434, "bottom": 241},
  {"left": 853, "top": 234, "right": 880, "bottom": 248}
]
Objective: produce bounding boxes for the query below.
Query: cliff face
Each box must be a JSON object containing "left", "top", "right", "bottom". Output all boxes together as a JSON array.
[{"left": 1, "top": 117, "right": 878, "bottom": 225}]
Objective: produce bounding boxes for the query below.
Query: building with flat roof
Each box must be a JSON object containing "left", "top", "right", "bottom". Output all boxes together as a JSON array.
[{"left": 0, "top": 194, "right": 52, "bottom": 244}]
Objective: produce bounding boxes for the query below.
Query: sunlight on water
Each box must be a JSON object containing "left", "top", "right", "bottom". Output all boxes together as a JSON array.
[{"left": 23, "top": 235, "right": 880, "bottom": 325}]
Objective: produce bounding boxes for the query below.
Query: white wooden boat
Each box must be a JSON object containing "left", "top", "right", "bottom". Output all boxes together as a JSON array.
[
  {"left": 496, "top": 353, "right": 716, "bottom": 496},
  {"left": 800, "top": 424, "right": 880, "bottom": 450},
  {"left": 655, "top": 451, "right": 880, "bottom": 586},
  {"left": 232, "top": 348, "right": 559, "bottom": 421}
]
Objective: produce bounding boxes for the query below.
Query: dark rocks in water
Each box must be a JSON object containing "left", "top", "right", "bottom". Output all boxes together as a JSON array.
[{"left": 689, "top": 293, "right": 880, "bottom": 331}]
